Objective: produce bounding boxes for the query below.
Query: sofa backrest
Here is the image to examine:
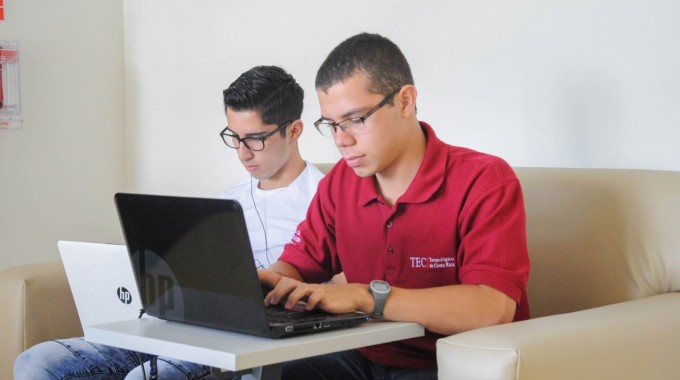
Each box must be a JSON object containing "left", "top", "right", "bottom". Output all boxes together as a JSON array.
[
  {"left": 315, "top": 164, "right": 680, "bottom": 319},
  {"left": 515, "top": 167, "right": 680, "bottom": 318}
]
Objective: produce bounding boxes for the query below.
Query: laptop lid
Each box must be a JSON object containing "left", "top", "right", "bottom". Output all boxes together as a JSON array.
[
  {"left": 58, "top": 241, "right": 144, "bottom": 328},
  {"left": 114, "top": 193, "right": 366, "bottom": 338}
]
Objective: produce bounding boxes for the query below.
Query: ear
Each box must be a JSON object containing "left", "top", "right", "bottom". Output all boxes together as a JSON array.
[
  {"left": 288, "top": 119, "right": 304, "bottom": 142},
  {"left": 396, "top": 85, "right": 417, "bottom": 118}
]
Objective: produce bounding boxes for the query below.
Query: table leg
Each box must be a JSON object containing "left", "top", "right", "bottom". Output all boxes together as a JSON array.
[
  {"left": 243, "top": 364, "right": 283, "bottom": 380},
  {"left": 212, "top": 363, "right": 283, "bottom": 380}
]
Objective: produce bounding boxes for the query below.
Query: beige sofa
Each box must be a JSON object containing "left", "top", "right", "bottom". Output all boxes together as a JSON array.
[
  {"left": 438, "top": 168, "right": 680, "bottom": 379},
  {"left": 2, "top": 167, "right": 679, "bottom": 380},
  {"left": 0, "top": 261, "right": 82, "bottom": 380}
]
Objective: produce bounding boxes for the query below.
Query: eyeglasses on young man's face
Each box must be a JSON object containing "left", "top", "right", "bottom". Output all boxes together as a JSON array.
[
  {"left": 314, "top": 88, "right": 400, "bottom": 138},
  {"left": 219, "top": 120, "right": 292, "bottom": 152}
]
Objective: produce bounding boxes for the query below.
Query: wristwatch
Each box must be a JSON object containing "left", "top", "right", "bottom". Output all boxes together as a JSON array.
[{"left": 369, "top": 280, "right": 391, "bottom": 319}]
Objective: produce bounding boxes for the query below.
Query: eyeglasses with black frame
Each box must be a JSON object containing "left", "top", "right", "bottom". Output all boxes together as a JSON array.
[
  {"left": 314, "top": 88, "right": 401, "bottom": 137},
  {"left": 219, "top": 120, "right": 292, "bottom": 151}
]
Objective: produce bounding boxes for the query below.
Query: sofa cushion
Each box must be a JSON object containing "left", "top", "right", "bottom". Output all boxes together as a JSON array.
[{"left": 437, "top": 293, "right": 680, "bottom": 379}]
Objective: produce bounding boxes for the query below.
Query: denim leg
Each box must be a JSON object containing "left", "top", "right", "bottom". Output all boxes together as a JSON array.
[
  {"left": 281, "top": 350, "right": 372, "bottom": 380},
  {"left": 124, "top": 357, "right": 216, "bottom": 380},
  {"left": 14, "top": 337, "right": 151, "bottom": 380}
]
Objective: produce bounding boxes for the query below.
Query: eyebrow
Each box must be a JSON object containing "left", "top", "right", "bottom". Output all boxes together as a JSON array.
[
  {"left": 226, "top": 127, "right": 271, "bottom": 138},
  {"left": 341, "top": 107, "right": 365, "bottom": 120},
  {"left": 321, "top": 105, "right": 371, "bottom": 123}
]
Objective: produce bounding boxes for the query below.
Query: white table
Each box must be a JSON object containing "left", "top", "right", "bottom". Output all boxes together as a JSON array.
[{"left": 85, "top": 318, "right": 424, "bottom": 380}]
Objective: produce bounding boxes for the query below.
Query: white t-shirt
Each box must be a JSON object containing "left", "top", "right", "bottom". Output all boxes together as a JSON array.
[{"left": 219, "top": 162, "right": 325, "bottom": 269}]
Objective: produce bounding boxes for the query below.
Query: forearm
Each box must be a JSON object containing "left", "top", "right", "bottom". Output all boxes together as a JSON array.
[
  {"left": 266, "top": 260, "right": 303, "bottom": 281},
  {"left": 381, "top": 284, "right": 516, "bottom": 336},
  {"left": 264, "top": 263, "right": 516, "bottom": 335}
]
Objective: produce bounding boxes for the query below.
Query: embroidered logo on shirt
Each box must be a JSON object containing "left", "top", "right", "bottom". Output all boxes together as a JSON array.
[
  {"left": 409, "top": 256, "right": 456, "bottom": 269},
  {"left": 291, "top": 229, "right": 302, "bottom": 244}
]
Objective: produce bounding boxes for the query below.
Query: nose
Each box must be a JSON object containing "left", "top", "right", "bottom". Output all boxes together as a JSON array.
[
  {"left": 237, "top": 143, "right": 254, "bottom": 161},
  {"left": 332, "top": 127, "right": 355, "bottom": 148}
]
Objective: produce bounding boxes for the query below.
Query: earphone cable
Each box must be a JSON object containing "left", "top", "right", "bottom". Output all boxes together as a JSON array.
[{"left": 250, "top": 176, "right": 273, "bottom": 267}]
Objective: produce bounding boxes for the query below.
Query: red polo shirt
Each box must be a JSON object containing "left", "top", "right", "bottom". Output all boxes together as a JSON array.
[{"left": 280, "top": 122, "right": 530, "bottom": 369}]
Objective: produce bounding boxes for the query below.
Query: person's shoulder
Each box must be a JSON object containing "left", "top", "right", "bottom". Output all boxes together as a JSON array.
[
  {"left": 219, "top": 176, "right": 251, "bottom": 199},
  {"left": 448, "top": 145, "right": 507, "bottom": 164},
  {"left": 447, "top": 146, "right": 517, "bottom": 181}
]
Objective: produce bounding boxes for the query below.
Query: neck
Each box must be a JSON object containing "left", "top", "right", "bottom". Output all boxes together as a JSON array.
[
  {"left": 374, "top": 122, "right": 427, "bottom": 207},
  {"left": 258, "top": 152, "right": 306, "bottom": 190}
]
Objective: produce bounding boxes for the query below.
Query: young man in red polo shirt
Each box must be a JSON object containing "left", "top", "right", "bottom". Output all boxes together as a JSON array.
[{"left": 259, "top": 33, "right": 530, "bottom": 379}]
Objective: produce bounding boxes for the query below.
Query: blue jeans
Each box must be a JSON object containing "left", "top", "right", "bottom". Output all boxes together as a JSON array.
[
  {"left": 13, "top": 337, "right": 216, "bottom": 379},
  {"left": 281, "top": 349, "right": 437, "bottom": 380},
  {"left": 15, "top": 338, "right": 435, "bottom": 380}
]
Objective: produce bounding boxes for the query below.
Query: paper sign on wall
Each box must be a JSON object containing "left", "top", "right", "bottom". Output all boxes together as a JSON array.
[{"left": 0, "top": 40, "right": 22, "bottom": 129}]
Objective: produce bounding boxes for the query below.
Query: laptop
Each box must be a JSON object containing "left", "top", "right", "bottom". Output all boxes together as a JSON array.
[
  {"left": 114, "top": 193, "right": 368, "bottom": 338},
  {"left": 58, "top": 240, "right": 146, "bottom": 328}
]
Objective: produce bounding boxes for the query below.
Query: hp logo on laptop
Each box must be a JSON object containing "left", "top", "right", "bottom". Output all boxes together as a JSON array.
[{"left": 117, "top": 287, "right": 133, "bottom": 305}]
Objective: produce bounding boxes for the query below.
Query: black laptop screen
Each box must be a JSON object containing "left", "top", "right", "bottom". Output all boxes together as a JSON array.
[{"left": 114, "top": 193, "right": 269, "bottom": 331}]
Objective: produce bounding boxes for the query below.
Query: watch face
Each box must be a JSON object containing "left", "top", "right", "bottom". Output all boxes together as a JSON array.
[{"left": 372, "top": 281, "right": 390, "bottom": 293}]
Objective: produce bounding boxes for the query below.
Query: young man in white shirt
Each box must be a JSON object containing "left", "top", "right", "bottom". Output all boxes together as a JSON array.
[
  {"left": 218, "top": 65, "right": 325, "bottom": 270},
  {"left": 14, "top": 65, "right": 324, "bottom": 380}
]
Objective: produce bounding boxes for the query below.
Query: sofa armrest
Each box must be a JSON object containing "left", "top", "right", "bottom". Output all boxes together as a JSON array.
[
  {"left": 437, "top": 293, "right": 680, "bottom": 380},
  {"left": 0, "top": 261, "right": 83, "bottom": 380}
]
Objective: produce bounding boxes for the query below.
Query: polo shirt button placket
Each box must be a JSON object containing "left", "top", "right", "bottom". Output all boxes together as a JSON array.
[
  {"left": 385, "top": 222, "right": 394, "bottom": 253},
  {"left": 385, "top": 219, "right": 396, "bottom": 272}
]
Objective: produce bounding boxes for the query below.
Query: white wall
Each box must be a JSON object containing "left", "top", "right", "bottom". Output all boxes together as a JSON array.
[
  {"left": 1, "top": 0, "right": 678, "bottom": 270},
  {"left": 124, "top": 0, "right": 680, "bottom": 199},
  {"left": 0, "top": 0, "right": 125, "bottom": 270}
]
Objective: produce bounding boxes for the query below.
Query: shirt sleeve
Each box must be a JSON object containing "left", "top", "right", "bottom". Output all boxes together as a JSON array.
[
  {"left": 278, "top": 177, "right": 342, "bottom": 283},
  {"left": 457, "top": 167, "right": 530, "bottom": 304}
]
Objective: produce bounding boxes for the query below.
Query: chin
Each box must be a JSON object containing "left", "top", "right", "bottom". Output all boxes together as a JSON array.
[
  {"left": 248, "top": 169, "right": 267, "bottom": 180},
  {"left": 251, "top": 173, "right": 271, "bottom": 181},
  {"left": 350, "top": 166, "right": 376, "bottom": 178}
]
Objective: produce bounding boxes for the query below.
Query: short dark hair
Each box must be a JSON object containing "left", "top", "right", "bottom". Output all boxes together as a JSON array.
[
  {"left": 223, "top": 66, "right": 304, "bottom": 131},
  {"left": 315, "top": 33, "right": 414, "bottom": 96}
]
